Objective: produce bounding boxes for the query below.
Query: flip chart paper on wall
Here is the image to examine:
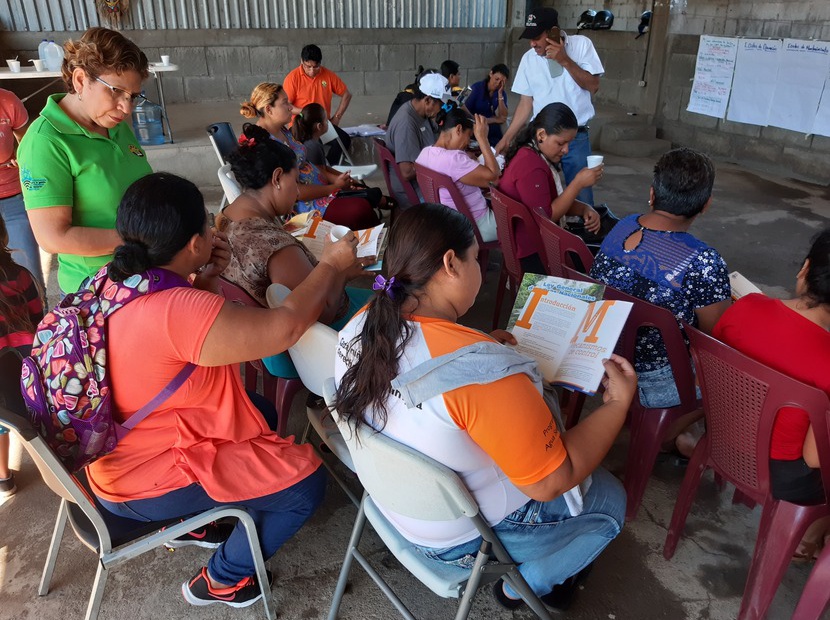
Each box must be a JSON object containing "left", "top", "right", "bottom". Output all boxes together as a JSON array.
[
  {"left": 812, "top": 69, "right": 830, "bottom": 137},
  {"left": 727, "top": 39, "right": 782, "bottom": 126},
  {"left": 768, "top": 39, "right": 830, "bottom": 134},
  {"left": 687, "top": 35, "right": 738, "bottom": 119}
]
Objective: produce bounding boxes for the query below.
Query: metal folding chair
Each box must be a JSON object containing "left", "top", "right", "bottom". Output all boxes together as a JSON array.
[
  {"left": 206, "top": 121, "right": 238, "bottom": 165},
  {"left": 322, "top": 378, "right": 552, "bottom": 620},
  {"left": 319, "top": 122, "right": 354, "bottom": 166},
  {"left": 0, "top": 346, "right": 274, "bottom": 620},
  {"left": 218, "top": 162, "right": 242, "bottom": 208}
]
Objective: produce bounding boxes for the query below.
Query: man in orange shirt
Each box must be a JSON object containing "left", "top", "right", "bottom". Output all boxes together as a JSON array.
[{"left": 283, "top": 44, "right": 353, "bottom": 165}]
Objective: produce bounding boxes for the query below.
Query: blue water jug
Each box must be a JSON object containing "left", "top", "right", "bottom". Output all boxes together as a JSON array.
[{"left": 132, "top": 96, "right": 165, "bottom": 146}]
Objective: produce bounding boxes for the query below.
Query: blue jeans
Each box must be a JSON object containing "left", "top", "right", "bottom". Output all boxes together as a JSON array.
[
  {"left": 0, "top": 192, "right": 44, "bottom": 291},
  {"left": 416, "top": 467, "right": 625, "bottom": 597},
  {"left": 99, "top": 466, "right": 327, "bottom": 584},
  {"left": 560, "top": 129, "right": 594, "bottom": 207}
]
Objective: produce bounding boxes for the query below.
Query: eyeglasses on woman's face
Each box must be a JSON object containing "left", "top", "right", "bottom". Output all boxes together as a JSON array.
[{"left": 94, "top": 76, "right": 146, "bottom": 106}]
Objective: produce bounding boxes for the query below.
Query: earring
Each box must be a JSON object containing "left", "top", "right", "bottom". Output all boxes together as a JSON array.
[
  {"left": 77, "top": 92, "right": 82, "bottom": 101},
  {"left": 276, "top": 184, "right": 281, "bottom": 190}
]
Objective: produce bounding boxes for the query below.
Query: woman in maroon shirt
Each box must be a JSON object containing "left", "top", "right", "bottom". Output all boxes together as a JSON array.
[
  {"left": 498, "top": 103, "right": 602, "bottom": 274},
  {"left": 714, "top": 229, "right": 830, "bottom": 560}
]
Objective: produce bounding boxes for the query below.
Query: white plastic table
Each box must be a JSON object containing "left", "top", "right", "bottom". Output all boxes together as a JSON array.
[{"left": 0, "top": 63, "right": 179, "bottom": 142}]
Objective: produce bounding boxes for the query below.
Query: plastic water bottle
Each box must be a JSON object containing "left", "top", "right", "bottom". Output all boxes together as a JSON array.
[
  {"left": 43, "top": 40, "right": 64, "bottom": 71},
  {"left": 132, "top": 96, "right": 165, "bottom": 146},
  {"left": 37, "top": 39, "right": 48, "bottom": 60}
]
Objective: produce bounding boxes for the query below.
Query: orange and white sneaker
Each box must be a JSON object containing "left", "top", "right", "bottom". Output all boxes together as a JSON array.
[{"left": 182, "top": 567, "right": 272, "bottom": 608}]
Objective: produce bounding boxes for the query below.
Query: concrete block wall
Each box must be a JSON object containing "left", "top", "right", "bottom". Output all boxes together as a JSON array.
[
  {"left": 1, "top": 28, "right": 508, "bottom": 107},
  {"left": 548, "top": 0, "right": 830, "bottom": 39},
  {"left": 539, "top": 0, "right": 652, "bottom": 33}
]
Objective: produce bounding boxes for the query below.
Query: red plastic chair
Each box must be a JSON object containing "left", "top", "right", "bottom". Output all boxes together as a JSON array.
[
  {"left": 562, "top": 266, "right": 699, "bottom": 519},
  {"left": 373, "top": 137, "right": 419, "bottom": 212},
  {"left": 663, "top": 326, "right": 830, "bottom": 620},
  {"left": 534, "top": 210, "right": 595, "bottom": 277},
  {"left": 414, "top": 162, "right": 500, "bottom": 283},
  {"left": 217, "top": 277, "right": 303, "bottom": 438},
  {"left": 793, "top": 544, "right": 830, "bottom": 620},
  {"left": 489, "top": 186, "right": 548, "bottom": 330}
]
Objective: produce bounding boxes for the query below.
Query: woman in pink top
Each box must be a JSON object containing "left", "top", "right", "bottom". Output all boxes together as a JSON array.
[
  {"left": 88, "top": 172, "right": 361, "bottom": 609},
  {"left": 415, "top": 107, "right": 500, "bottom": 242},
  {"left": 499, "top": 102, "right": 602, "bottom": 274}
]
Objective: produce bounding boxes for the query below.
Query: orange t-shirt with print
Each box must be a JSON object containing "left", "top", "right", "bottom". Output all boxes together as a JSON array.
[
  {"left": 283, "top": 65, "right": 347, "bottom": 118},
  {"left": 87, "top": 286, "right": 320, "bottom": 504}
]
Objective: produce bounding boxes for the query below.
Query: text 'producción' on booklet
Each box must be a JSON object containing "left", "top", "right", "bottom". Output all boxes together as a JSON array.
[{"left": 506, "top": 273, "right": 633, "bottom": 395}]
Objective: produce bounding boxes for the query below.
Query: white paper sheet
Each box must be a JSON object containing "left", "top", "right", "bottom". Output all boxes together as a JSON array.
[
  {"left": 768, "top": 39, "right": 830, "bottom": 134},
  {"left": 812, "top": 68, "right": 830, "bottom": 137},
  {"left": 727, "top": 39, "right": 782, "bottom": 126},
  {"left": 687, "top": 36, "right": 738, "bottom": 119}
]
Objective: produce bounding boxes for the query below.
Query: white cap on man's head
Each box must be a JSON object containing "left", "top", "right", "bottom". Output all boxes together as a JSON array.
[{"left": 418, "top": 73, "right": 451, "bottom": 102}]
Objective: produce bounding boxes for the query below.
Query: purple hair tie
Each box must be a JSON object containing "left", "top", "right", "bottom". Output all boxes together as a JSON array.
[{"left": 372, "top": 274, "right": 399, "bottom": 299}]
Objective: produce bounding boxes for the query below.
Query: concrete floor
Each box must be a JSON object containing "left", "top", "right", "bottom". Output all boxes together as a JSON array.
[{"left": 2, "top": 94, "right": 830, "bottom": 620}]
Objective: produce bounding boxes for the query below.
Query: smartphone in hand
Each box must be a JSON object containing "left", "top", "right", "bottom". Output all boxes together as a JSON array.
[{"left": 547, "top": 26, "right": 561, "bottom": 43}]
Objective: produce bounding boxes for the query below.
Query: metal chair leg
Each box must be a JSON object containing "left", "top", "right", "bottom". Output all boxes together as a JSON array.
[
  {"left": 454, "top": 543, "right": 493, "bottom": 620},
  {"left": 328, "top": 497, "right": 369, "bottom": 620},
  {"left": 502, "top": 566, "right": 553, "bottom": 619},
  {"left": 238, "top": 512, "right": 276, "bottom": 620},
  {"left": 83, "top": 561, "right": 108, "bottom": 620},
  {"left": 38, "top": 498, "right": 68, "bottom": 596}
]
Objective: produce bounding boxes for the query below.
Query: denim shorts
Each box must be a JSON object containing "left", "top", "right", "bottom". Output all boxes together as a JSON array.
[{"left": 637, "top": 364, "right": 682, "bottom": 409}]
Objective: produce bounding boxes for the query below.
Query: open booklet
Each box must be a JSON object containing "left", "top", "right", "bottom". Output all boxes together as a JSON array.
[
  {"left": 290, "top": 212, "right": 386, "bottom": 271},
  {"left": 729, "top": 271, "right": 762, "bottom": 301},
  {"left": 506, "top": 274, "right": 633, "bottom": 395}
]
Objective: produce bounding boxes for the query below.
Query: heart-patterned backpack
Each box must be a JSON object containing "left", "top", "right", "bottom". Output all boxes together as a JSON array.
[{"left": 20, "top": 266, "right": 195, "bottom": 472}]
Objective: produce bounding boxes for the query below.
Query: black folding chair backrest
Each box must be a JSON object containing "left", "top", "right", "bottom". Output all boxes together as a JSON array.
[{"left": 206, "top": 122, "right": 238, "bottom": 164}]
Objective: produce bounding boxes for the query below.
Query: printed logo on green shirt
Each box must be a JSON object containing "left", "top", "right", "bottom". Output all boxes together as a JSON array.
[
  {"left": 128, "top": 145, "right": 146, "bottom": 158},
  {"left": 20, "top": 167, "right": 46, "bottom": 192}
]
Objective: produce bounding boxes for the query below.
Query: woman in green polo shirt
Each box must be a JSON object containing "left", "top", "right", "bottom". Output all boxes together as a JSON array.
[{"left": 17, "top": 27, "right": 152, "bottom": 295}]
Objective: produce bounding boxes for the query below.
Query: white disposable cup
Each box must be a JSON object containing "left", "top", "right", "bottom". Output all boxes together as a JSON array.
[
  {"left": 586, "top": 155, "right": 604, "bottom": 169},
  {"left": 160, "top": 55, "right": 170, "bottom": 66},
  {"left": 329, "top": 225, "right": 351, "bottom": 243},
  {"left": 6, "top": 59, "right": 20, "bottom": 73},
  {"left": 30, "top": 59, "right": 44, "bottom": 71}
]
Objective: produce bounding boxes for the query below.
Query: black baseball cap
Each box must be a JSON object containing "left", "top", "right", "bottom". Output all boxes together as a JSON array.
[{"left": 520, "top": 7, "right": 559, "bottom": 39}]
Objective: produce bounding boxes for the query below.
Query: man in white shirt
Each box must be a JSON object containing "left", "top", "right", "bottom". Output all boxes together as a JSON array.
[{"left": 496, "top": 7, "right": 604, "bottom": 206}]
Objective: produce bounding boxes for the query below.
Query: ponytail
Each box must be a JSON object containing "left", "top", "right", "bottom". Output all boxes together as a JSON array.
[
  {"left": 290, "top": 102, "right": 327, "bottom": 144},
  {"left": 334, "top": 204, "right": 475, "bottom": 432}
]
